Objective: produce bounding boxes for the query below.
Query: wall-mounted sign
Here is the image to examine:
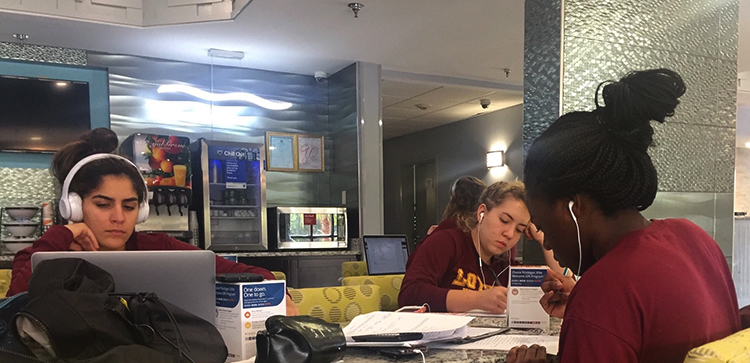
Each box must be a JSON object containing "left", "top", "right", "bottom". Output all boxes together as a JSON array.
[
  {"left": 297, "top": 134, "right": 325, "bottom": 172},
  {"left": 265, "top": 132, "right": 325, "bottom": 172},
  {"left": 266, "top": 132, "right": 296, "bottom": 171}
]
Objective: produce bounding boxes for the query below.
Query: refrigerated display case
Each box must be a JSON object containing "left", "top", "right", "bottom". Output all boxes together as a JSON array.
[{"left": 190, "top": 139, "right": 267, "bottom": 251}]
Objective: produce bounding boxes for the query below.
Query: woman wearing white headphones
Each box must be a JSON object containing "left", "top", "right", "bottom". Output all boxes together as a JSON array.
[
  {"left": 398, "top": 181, "right": 562, "bottom": 313},
  {"left": 7, "top": 128, "right": 299, "bottom": 315}
]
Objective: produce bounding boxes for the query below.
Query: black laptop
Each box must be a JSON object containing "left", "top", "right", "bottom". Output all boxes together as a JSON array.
[{"left": 361, "top": 235, "right": 410, "bottom": 275}]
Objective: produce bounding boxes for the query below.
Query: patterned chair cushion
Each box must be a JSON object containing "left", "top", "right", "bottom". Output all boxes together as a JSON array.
[
  {"left": 271, "top": 271, "right": 287, "bottom": 281},
  {"left": 0, "top": 269, "right": 10, "bottom": 299},
  {"left": 684, "top": 328, "right": 750, "bottom": 363},
  {"left": 342, "top": 261, "right": 368, "bottom": 277},
  {"left": 341, "top": 275, "right": 403, "bottom": 311},
  {"left": 287, "top": 284, "right": 381, "bottom": 324}
]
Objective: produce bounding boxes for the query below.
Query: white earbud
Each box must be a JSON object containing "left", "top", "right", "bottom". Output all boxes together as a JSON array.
[
  {"left": 479, "top": 212, "right": 485, "bottom": 224},
  {"left": 568, "top": 200, "right": 577, "bottom": 222},
  {"left": 568, "top": 200, "right": 582, "bottom": 278}
]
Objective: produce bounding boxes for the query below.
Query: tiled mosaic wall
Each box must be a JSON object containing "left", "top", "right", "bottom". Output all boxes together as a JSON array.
[
  {"left": 0, "top": 41, "right": 86, "bottom": 65},
  {"left": 0, "top": 168, "right": 56, "bottom": 241},
  {"left": 525, "top": 0, "right": 738, "bottom": 192},
  {"left": 523, "top": 0, "right": 562, "bottom": 155},
  {"left": 562, "top": 0, "right": 738, "bottom": 193}
]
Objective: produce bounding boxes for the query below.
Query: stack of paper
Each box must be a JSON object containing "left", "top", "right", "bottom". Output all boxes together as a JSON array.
[{"left": 343, "top": 311, "right": 474, "bottom": 347}]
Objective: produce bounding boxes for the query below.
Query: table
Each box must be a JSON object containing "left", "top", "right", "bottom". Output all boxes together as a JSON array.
[{"left": 344, "top": 316, "right": 562, "bottom": 363}]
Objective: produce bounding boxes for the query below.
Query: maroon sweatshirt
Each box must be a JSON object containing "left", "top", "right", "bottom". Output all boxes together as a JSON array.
[
  {"left": 398, "top": 225, "right": 521, "bottom": 311},
  {"left": 557, "top": 219, "right": 740, "bottom": 363},
  {"left": 8, "top": 225, "right": 275, "bottom": 296}
]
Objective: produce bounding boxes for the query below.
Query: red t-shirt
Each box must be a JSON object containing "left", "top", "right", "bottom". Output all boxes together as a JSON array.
[
  {"left": 398, "top": 225, "right": 521, "bottom": 311},
  {"left": 558, "top": 219, "right": 740, "bottom": 363},
  {"left": 8, "top": 225, "right": 275, "bottom": 296}
]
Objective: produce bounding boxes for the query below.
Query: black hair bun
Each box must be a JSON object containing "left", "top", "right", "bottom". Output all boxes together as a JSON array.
[
  {"left": 79, "top": 128, "right": 119, "bottom": 154},
  {"left": 596, "top": 68, "right": 686, "bottom": 133}
]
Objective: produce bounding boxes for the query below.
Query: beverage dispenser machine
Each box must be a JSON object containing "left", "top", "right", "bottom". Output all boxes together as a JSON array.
[
  {"left": 118, "top": 133, "right": 192, "bottom": 240},
  {"left": 190, "top": 139, "right": 267, "bottom": 251}
]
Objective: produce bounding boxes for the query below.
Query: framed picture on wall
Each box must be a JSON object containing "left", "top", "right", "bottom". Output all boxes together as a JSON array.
[
  {"left": 297, "top": 135, "right": 325, "bottom": 172},
  {"left": 266, "top": 132, "right": 297, "bottom": 171}
]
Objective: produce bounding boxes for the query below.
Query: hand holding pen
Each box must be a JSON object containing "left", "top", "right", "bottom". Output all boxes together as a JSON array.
[{"left": 539, "top": 268, "right": 576, "bottom": 319}]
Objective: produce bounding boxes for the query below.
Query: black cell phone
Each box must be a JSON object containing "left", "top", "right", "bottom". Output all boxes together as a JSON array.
[
  {"left": 215, "top": 273, "right": 265, "bottom": 282},
  {"left": 376, "top": 346, "right": 428, "bottom": 358},
  {"left": 351, "top": 332, "right": 423, "bottom": 342}
]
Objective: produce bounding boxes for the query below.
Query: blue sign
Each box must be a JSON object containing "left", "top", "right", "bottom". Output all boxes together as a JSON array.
[{"left": 242, "top": 282, "right": 286, "bottom": 309}]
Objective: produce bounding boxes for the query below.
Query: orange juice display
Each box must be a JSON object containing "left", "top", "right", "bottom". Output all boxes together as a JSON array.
[{"left": 118, "top": 133, "right": 192, "bottom": 190}]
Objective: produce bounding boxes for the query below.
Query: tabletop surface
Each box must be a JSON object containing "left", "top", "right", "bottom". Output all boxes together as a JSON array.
[{"left": 343, "top": 316, "right": 562, "bottom": 363}]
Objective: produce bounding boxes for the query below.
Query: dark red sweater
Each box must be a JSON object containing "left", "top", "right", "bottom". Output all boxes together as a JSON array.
[
  {"left": 8, "top": 225, "right": 275, "bottom": 296},
  {"left": 558, "top": 219, "right": 740, "bottom": 363},
  {"left": 398, "top": 225, "right": 521, "bottom": 311}
]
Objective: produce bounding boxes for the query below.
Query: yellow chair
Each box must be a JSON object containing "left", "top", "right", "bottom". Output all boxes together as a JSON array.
[
  {"left": 342, "top": 275, "right": 403, "bottom": 311},
  {"left": 271, "top": 271, "right": 286, "bottom": 281},
  {"left": 342, "top": 261, "right": 368, "bottom": 277},
  {"left": 287, "top": 285, "right": 381, "bottom": 324},
  {"left": 684, "top": 328, "right": 750, "bottom": 362},
  {"left": 0, "top": 269, "right": 11, "bottom": 299}
]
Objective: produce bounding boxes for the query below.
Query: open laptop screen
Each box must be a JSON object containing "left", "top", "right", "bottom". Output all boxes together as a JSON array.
[{"left": 362, "top": 235, "right": 409, "bottom": 275}]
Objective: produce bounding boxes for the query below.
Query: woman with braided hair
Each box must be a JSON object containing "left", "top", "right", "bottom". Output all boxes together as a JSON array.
[{"left": 507, "top": 69, "right": 740, "bottom": 363}]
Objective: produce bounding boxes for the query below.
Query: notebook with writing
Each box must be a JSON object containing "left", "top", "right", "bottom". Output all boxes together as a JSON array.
[
  {"left": 362, "top": 234, "right": 409, "bottom": 275},
  {"left": 31, "top": 250, "right": 216, "bottom": 323}
]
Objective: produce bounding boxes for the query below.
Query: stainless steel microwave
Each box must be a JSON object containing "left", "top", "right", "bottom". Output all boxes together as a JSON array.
[{"left": 267, "top": 207, "right": 347, "bottom": 250}]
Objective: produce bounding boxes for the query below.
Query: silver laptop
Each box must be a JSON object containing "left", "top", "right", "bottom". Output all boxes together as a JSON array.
[
  {"left": 362, "top": 234, "right": 410, "bottom": 275},
  {"left": 31, "top": 250, "right": 216, "bottom": 323}
]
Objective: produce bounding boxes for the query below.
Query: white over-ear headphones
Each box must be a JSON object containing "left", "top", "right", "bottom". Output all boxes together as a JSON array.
[{"left": 59, "top": 153, "right": 150, "bottom": 224}]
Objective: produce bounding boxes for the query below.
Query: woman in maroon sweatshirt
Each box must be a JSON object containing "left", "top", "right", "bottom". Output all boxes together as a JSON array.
[
  {"left": 8, "top": 128, "right": 298, "bottom": 316},
  {"left": 399, "top": 181, "right": 548, "bottom": 313}
]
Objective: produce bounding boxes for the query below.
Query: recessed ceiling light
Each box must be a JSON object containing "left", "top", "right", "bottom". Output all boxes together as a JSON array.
[
  {"left": 30, "top": 137, "right": 42, "bottom": 141},
  {"left": 55, "top": 81, "right": 68, "bottom": 87}
]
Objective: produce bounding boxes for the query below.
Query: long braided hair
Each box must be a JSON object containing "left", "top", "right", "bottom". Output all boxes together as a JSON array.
[{"left": 524, "top": 69, "right": 686, "bottom": 215}]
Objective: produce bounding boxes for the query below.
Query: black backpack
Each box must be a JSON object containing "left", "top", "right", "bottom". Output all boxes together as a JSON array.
[{"left": 4, "top": 257, "right": 227, "bottom": 363}]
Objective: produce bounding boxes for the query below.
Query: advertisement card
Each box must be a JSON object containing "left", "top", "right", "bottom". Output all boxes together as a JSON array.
[{"left": 507, "top": 266, "right": 549, "bottom": 329}]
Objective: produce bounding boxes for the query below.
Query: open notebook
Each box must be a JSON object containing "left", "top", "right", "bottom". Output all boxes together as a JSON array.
[{"left": 343, "top": 311, "right": 505, "bottom": 347}]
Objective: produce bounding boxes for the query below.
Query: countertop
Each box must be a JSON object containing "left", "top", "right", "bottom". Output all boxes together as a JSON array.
[
  {"left": 237, "top": 317, "right": 561, "bottom": 363},
  {"left": 342, "top": 317, "right": 562, "bottom": 363}
]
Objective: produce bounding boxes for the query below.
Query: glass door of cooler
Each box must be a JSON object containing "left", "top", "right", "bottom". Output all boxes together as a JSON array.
[{"left": 194, "top": 139, "right": 267, "bottom": 251}]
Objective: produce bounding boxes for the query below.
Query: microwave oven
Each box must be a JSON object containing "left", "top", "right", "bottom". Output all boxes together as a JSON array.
[{"left": 267, "top": 207, "right": 347, "bottom": 250}]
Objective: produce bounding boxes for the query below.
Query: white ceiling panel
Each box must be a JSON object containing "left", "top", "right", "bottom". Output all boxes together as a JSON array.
[
  {"left": 382, "top": 107, "right": 430, "bottom": 120},
  {"left": 409, "top": 86, "right": 495, "bottom": 104},
  {"left": 382, "top": 79, "right": 441, "bottom": 98}
]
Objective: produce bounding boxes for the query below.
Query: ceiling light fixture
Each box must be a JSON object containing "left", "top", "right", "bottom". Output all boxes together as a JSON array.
[
  {"left": 207, "top": 48, "right": 245, "bottom": 60},
  {"left": 55, "top": 81, "right": 68, "bottom": 87},
  {"left": 157, "top": 85, "right": 292, "bottom": 110},
  {"left": 348, "top": 3, "right": 364, "bottom": 18}
]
